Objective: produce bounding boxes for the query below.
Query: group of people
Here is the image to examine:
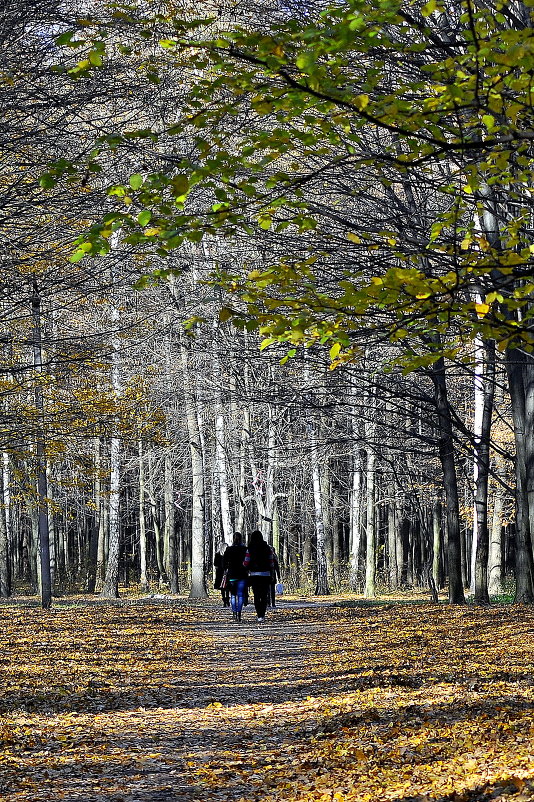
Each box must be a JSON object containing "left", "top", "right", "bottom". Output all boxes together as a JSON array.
[{"left": 213, "top": 530, "right": 281, "bottom": 623}]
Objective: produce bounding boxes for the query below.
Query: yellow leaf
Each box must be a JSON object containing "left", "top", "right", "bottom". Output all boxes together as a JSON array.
[
  {"left": 329, "top": 342, "right": 341, "bottom": 361},
  {"left": 475, "top": 302, "right": 490, "bottom": 317}
]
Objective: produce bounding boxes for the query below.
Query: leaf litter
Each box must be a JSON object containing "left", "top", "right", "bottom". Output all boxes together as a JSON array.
[{"left": 0, "top": 598, "right": 533, "bottom": 802}]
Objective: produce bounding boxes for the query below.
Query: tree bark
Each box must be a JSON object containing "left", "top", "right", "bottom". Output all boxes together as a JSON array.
[
  {"left": 505, "top": 347, "right": 534, "bottom": 602},
  {"left": 0, "top": 465, "right": 10, "bottom": 597},
  {"left": 164, "top": 450, "right": 179, "bottom": 593},
  {"left": 364, "top": 449, "right": 376, "bottom": 599},
  {"left": 308, "top": 420, "right": 330, "bottom": 595},
  {"left": 31, "top": 279, "right": 52, "bottom": 609},
  {"left": 430, "top": 355, "right": 466, "bottom": 604},
  {"left": 101, "top": 282, "right": 121, "bottom": 599},
  {"left": 473, "top": 340, "right": 495, "bottom": 604},
  {"left": 138, "top": 440, "right": 149, "bottom": 593},
  {"left": 180, "top": 340, "right": 207, "bottom": 599}
]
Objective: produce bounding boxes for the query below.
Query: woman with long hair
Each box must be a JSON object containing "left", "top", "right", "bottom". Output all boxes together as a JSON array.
[
  {"left": 243, "top": 530, "right": 274, "bottom": 623},
  {"left": 223, "top": 532, "right": 248, "bottom": 622},
  {"left": 214, "top": 543, "right": 230, "bottom": 607}
]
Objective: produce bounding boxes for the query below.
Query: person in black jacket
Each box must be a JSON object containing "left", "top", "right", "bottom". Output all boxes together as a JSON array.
[
  {"left": 223, "top": 532, "right": 248, "bottom": 622},
  {"left": 214, "top": 545, "right": 230, "bottom": 607},
  {"left": 243, "top": 530, "right": 274, "bottom": 623}
]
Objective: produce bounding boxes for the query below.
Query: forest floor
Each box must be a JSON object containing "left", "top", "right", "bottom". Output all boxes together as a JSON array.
[{"left": 0, "top": 594, "right": 533, "bottom": 802}]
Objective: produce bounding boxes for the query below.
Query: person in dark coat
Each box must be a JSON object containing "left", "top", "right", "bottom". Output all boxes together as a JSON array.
[
  {"left": 243, "top": 530, "right": 274, "bottom": 623},
  {"left": 214, "top": 544, "right": 230, "bottom": 607},
  {"left": 223, "top": 532, "right": 248, "bottom": 622}
]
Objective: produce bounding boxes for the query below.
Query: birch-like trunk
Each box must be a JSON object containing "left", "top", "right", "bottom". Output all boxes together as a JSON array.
[
  {"left": 213, "top": 331, "right": 233, "bottom": 546},
  {"left": 31, "top": 279, "right": 51, "bottom": 609},
  {"left": 94, "top": 439, "right": 106, "bottom": 593},
  {"left": 309, "top": 420, "right": 329, "bottom": 596},
  {"left": 387, "top": 501, "right": 399, "bottom": 589},
  {"left": 164, "top": 450, "right": 179, "bottom": 593},
  {"left": 349, "top": 445, "right": 362, "bottom": 591},
  {"left": 101, "top": 275, "right": 121, "bottom": 599},
  {"left": 473, "top": 340, "right": 495, "bottom": 603},
  {"left": 470, "top": 331, "right": 485, "bottom": 593},
  {"left": 138, "top": 440, "right": 148, "bottom": 593},
  {"left": 0, "top": 464, "right": 10, "bottom": 597},
  {"left": 147, "top": 453, "right": 167, "bottom": 586},
  {"left": 215, "top": 410, "right": 233, "bottom": 545},
  {"left": 478, "top": 183, "right": 534, "bottom": 601},
  {"left": 237, "top": 409, "right": 248, "bottom": 534},
  {"left": 488, "top": 476, "right": 505, "bottom": 596},
  {"left": 364, "top": 449, "right": 376, "bottom": 599},
  {"left": 180, "top": 340, "right": 207, "bottom": 598}
]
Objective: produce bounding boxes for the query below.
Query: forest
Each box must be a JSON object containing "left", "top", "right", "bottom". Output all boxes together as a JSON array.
[
  {"left": 3, "top": 3, "right": 534, "bottom": 802},
  {"left": 1, "top": 0, "right": 534, "bottom": 610}
]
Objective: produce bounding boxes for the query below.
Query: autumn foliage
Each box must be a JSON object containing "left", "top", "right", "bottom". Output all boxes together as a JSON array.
[{"left": 0, "top": 598, "right": 533, "bottom": 802}]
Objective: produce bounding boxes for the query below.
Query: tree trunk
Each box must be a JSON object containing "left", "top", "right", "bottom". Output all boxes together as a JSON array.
[
  {"left": 164, "top": 450, "right": 179, "bottom": 593},
  {"left": 364, "top": 450, "right": 376, "bottom": 599},
  {"left": 432, "top": 500, "right": 442, "bottom": 591},
  {"left": 0, "top": 465, "right": 10, "bottom": 597},
  {"left": 505, "top": 347, "right": 534, "bottom": 602},
  {"left": 473, "top": 340, "right": 495, "bottom": 604},
  {"left": 101, "top": 435, "right": 120, "bottom": 598},
  {"left": 488, "top": 479, "right": 505, "bottom": 596},
  {"left": 430, "top": 356, "right": 466, "bottom": 604},
  {"left": 309, "top": 421, "right": 329, "bottom": 595},
  {"left": 180, "top": 340, "right": 207, "bottom": 599},
  {"left": 388, "top": 501, "right": 398, "bottom": 590},
  {"left": 479, "top": 182, "right": 534, "bottom": 602},
  {"left": 349, "top": 442, "right": 362, "bottom": 591},
  {"left": 215, "top": 409, "right": 233, "bottom": 545},
  {"left": 31, "top": 280, "right": 52, "bottom": 609},
  {"left": 138, "top": 440, "right": 149, "bottom": 593}
]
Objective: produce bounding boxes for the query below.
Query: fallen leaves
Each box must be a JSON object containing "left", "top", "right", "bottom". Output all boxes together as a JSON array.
[{"left": 0, "top": 598, "right": 533, "bottom": 802}]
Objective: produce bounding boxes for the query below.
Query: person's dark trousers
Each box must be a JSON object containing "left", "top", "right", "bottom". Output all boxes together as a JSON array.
[
  {"left": 250, "top": 576, "right": 271, "bottom": 618},
  {"left": 221, "top": 588, "right": 230, "bottom": 607}
]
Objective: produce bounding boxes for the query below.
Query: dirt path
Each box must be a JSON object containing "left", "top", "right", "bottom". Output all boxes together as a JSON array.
[
  {"left": 2, "top": 598, "right": 534, "bottom": 802},
  {"left": 2, "top": 599, "right": 338, "bottom": 802}
]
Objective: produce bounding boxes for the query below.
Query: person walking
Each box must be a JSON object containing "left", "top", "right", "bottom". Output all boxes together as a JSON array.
[
  {"left": 243, "top": 530, "right": 274, "bottom": 623},
  {"left": 223, "top": 532, "right": 248, "bottom": 622},
  {"left": 214, "top": 544, "right": 230, "bottom": 607}
]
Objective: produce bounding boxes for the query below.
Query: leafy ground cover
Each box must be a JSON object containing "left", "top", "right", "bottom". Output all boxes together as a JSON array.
[{"left": 0, "top": 596, "right": 533, "bottom": 802}]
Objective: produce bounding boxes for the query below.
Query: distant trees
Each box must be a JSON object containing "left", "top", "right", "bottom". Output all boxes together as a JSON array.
[{"left": 0, "top": 0, "right": 530, "bottom": 604}]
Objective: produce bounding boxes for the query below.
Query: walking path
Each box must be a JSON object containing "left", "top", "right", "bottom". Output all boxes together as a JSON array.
[
  {"left": 2, "top": 597, "right": 534, "bottom": 802},
  {"left": 2, "top": 599, "right": 343, "bottom": 802}
]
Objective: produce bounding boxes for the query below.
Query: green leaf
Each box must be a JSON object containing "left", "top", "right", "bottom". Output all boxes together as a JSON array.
[
  {"left": 219, "top": 307, "right": 234, "bottom": 322},
  {"left": 138, "top": 210, "right": 152, "bottom": 226},
  {"left": 39, "top": 174, "right": 56, "bottom": 189},
  {"left": 55, "top": 31, "right": 74, "bottom": 45},
  {"left": 171, "top": 175, "right": 189, "bottom": 197},
  {"left": 129, "top": 174, "right": 144, "bottom": 190},
  {"left": 421, "top": 0, "right": 437, "bottom": 16}
]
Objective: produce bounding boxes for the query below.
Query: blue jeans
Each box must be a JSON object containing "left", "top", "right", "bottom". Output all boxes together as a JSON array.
[{"left": 229, "top": 579, "right": 247, "bottom": 615}]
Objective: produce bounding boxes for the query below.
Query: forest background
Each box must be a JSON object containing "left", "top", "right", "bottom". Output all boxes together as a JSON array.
[{"left": 2, "top": 0, "right": 534, "bottom": 609}]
